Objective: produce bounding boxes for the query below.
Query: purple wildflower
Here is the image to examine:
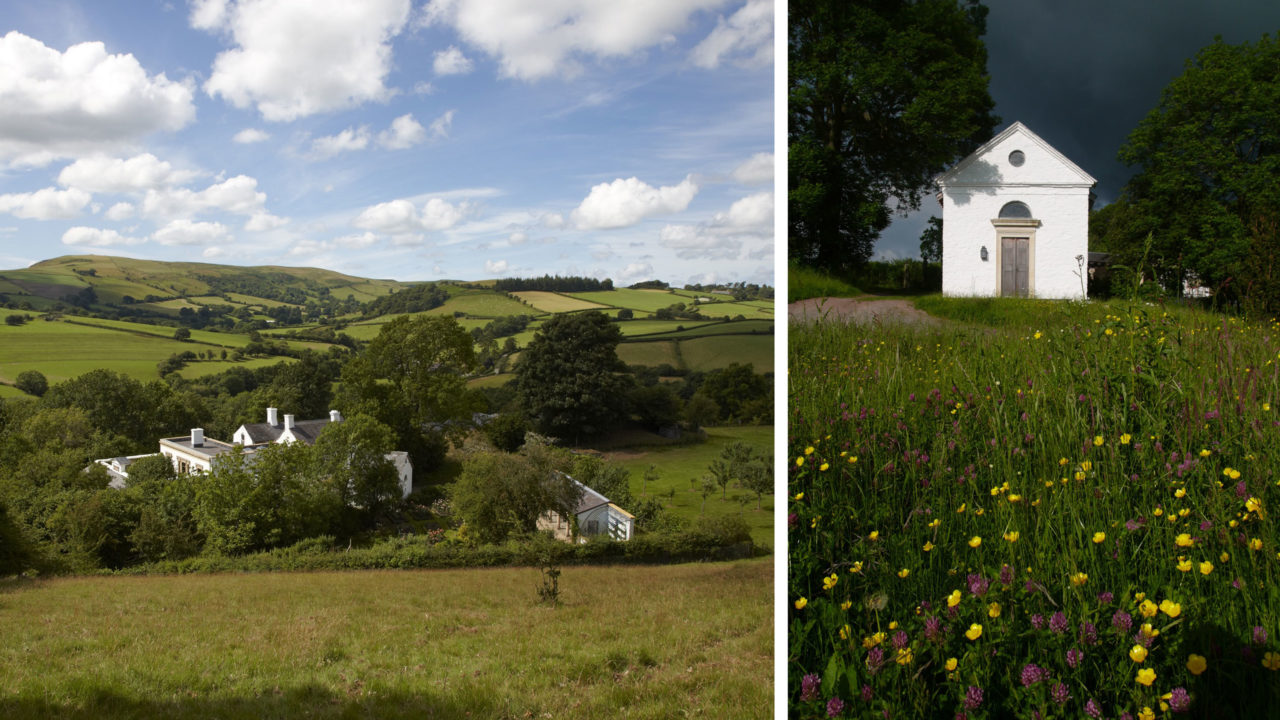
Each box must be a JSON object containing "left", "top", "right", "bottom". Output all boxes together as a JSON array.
[
  {"left": 1254, "top": 626, "right": 1269, "bottom": 645},
  {"left": 1236, "top": 480, "right": 1248, "bottom": 497},
  {"left": 1079, "top": 622, "right": 1098, "bottom": 646},
  {"left": 964, "top": 686, "right": 984, "bottom": 710},
  {"left": 999, "top": 564, "right": 1014, "bottom": 586},
  {"left": 861, "top": 684, "right": 873, "bottom": 702},
  {"left": 1232, "top": 577, "right": 1244, "bottom": 590},
  {"left": 867, "top": 647, "right": 885, "bottom": 673},
  {"left": 1133, "top": 630, "right": 1153, "bottom": 649},
  {"left": 1066, "top": 648, "right": 1083, "bottom": 668},
  {"left": 1124, "top": 519, "right": 1140, "bottom": 531},
  {"left": 788, "top": 513, "right": 797, "bottom": 528},
  {"left": 1031, "top": 613, "right": 1045, "bottom": 630},
  {"left": 967, "top": 574, "right": 989, "bottom": 597},
  {"left": 1085, "top": 699, "right": 1102, "bottom": 718},
  {"left": 1112, "top": 610, "right": 1132, "bottom": 633},
  {"left": 1120, "top": 713, "right": 1134, "bottom": 720},
  {"left": 1020, "top": 664, "right": 1046, "bottom": 687},
  {"left": 827, "top": 696, "right": 845, "bottom": 717},
  {"left": 955, "top": 714, "right": 967, "bottom": 720},
  {"left": 1200, "top": 520, "right": 1213, "bottom": 531},
  {"left": 1051, "top": 682, "right": 1071, "bottom": 705},
  {"left": 924, "top": 615, "right": 943, "bottom": 642},
  {"left": 1097, "top": 591, "right": 1114, "bottom": 605},
  {"left": 1049, "top": 611, "right": 1069, "bottom": 634},
  {"left": 892, "top": 630, "right": 908, "bottom": 649},
  {"left": 1169, "top": 687, "right": 1191, "bottom": 713},
  {"left": 801, "top": 674, "right": 821, "bottom": 702}
]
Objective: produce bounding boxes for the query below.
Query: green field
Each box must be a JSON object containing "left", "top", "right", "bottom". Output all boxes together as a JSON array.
[
  {"left": 0, "top": 559, "right": 771, "bottom": 719},
  {"left": 430, "top": 291, "right": 541, "bottom": 318},
  {"left": 510, "top": 291, "right": 607, "bottom": 313},
  {"left": 568, "top": 289, "right": 690, "bottom": 312},
  {"left": 605, "top": 425, "right": 773, "bottom": 546},
  {"left": 0, "top": 319, "right": 208, "bottom": 384},
  {"left": 680, "top": 334, "right": 774, "bottom": 373},
  {"left": 638, "top": 320, "right": 775, "bottom": 339},
  {"left": 616, "top": 319, "right": 720, "bottom": 336},
  {"left": 616, "top": 340, "right": 681, "bottom": 368}
]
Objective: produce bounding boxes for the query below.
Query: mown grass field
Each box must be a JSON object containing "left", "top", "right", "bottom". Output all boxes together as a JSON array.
[
  {"left": 0, "top": 318, "right": 205, "bottom": 385},
  {"left": 0, "top": 559, "right": 772, "bottom": 720},
  {"left": 568, "top": 289, "right": 689, "bottom": 312},
  {"left": 510, "top": 291, "right": 607, "bottom": 313},
  {"left": 789, "top": 297, "right": 1280, "bottom": 719},
  {"left": 606, "top": 425, "right": 773, "bottom": 547}
]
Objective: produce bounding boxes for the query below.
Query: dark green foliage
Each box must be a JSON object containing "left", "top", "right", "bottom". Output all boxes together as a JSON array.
[
  {"left": 359, "top": 283, "right": 448, "bottom": 317},
  {"left": 615, "top": 308, "right": 634, "bottom": 320},
  {"left": 629, "top": 383, "right": 683, "bottom": 431},
  {"left": 14, "top": 370, "right": 47, "bottom": 398},
  {"left": 311, "top": 413, "right": 401, "bottom": 520},
  {"left": 515, "top": 311, "right": 629, "bottom": 440},
  {"left": 5, "top": 313, "right": 26, "bottom": 326},
  {"left": 570, "top": 455, "right": 634, "bottom": 510},
  {"left": 337, "top": 315, "right": 479, "bottom": 473},
  {"left": 451, "top": 445, "right": 578, "bottom": 545},
  {"left": 41, "top": 369, "right": 205, "bottom": 450},
  {"left": 627, "top": 280, "right": 669, "bottom": 290},
  {"left": 696, "top": 363, "right": 772, "bottom": 424},
  {"left": 123, "top": 454, "right": 202, "bottom": 563},
  {"left": 789, "top": 0, "right": 997, "bottom": 272},
  {"left": 492, "top": 275, "right": 613, "bottom": 292},
  {"left": 919, "top": 216, "right": 943, "bottom": 265},
  {"left": 470, "top": 315, "right": 531, "bottom": 343},
  {"left": 483, "top": 412, "right": 528, "bottom": 452},
  {"left": 0, "top": 500, "right": 35, "bottom": 575},
  {"left": 1115, "top": 33, "right": 1280, "bottom": 309},
  {"left": 173, "top": 327, "right": 191, "bottom": 341}
]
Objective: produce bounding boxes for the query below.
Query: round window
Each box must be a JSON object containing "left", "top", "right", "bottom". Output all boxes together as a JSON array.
[{"left": 1009, "top": 150, "right": 1025, "bottom": 167}]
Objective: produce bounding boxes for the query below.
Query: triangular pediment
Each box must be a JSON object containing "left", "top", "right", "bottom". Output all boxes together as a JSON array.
[{"left": 937, "top": 121, "right": 1096, "bottom": 188}]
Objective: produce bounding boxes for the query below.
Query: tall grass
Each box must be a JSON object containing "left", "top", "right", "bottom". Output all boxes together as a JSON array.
[
  {"left": 0, "top": 559, "right": 771, "bottom": 719},
  {"left": 789, "top": 263, "right": 861, "bottom": 302},
  {"left": 789, "top": 299, "right": 1280, "bottom": 718}
]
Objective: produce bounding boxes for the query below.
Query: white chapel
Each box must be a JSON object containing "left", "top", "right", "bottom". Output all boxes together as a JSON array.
[{"left": 936, "top": 121, "right": 1096, "bottom": 299}]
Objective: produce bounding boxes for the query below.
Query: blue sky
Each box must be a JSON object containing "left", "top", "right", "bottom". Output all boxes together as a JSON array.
[{"left": 0, "top": 0, "right": 774, "bottom": 286}]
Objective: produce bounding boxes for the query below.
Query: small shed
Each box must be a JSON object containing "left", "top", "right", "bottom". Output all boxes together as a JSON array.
[{"left": 936, "top": 122, "right": 1096, "bottom": 299}]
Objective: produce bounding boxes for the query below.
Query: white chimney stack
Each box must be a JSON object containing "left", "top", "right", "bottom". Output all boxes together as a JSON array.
[
  {"left": 284, "top": 414, "right": 294, "bottom": 431},
  {"left": 191, "top": 428, "right": 204, "bottom": 447},
  {"left": 329, "top": 409, "right": 342, "bottom": 423},
  {"left": 267, "top": 407, "right": 278, "bottom": 427}
]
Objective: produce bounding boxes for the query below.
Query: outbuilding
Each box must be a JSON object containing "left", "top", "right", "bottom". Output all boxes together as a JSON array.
[{"left": 937, "top": 121, "right": 1096, "bottom": 299}]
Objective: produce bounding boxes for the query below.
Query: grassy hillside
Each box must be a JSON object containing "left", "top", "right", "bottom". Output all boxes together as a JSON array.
[{"left": 0, "top": 559, "right": 771, "bottom": 720}]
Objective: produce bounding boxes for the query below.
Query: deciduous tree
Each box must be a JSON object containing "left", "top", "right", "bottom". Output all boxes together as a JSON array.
[
  {"left": 789, "top": 0, "right": 997, "bottom": 272},
  {"left": 514, "top": 311, "right": 629, "bottom": 441}
]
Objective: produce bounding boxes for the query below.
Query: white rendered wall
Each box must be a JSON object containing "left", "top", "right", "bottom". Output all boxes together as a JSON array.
[{"left": 940, "top": 128, "right": 1091, "bottom": 299}]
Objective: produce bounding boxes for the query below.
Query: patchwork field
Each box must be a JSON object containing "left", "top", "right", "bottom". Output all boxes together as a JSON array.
[
  {"left": 789, "top": 297, "right": 1280, "bottom": 719},
  {"left": 510, "top": 291, "right": 608, "bottom": 313},
  {"left": 0, "top": 559, "right": 772, "bottom": 720}
]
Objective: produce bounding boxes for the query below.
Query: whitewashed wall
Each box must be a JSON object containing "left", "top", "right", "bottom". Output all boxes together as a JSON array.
[{"left": 940, "top": 125, "right": 1092, "bottom": 300}]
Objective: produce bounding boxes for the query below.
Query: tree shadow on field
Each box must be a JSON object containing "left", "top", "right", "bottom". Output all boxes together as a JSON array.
[
  {"left": 0, "top": 684, "right": 499, "bottom": 720},
  {"left": 1173, "top": 620, "right": 1280, "bottom": 719}
]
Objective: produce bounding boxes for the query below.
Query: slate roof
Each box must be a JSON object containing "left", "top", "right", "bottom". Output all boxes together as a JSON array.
[
  {"left": 238, "top": 418, "right": 331, "bottom": 445},
  {"left": 159, "top": 435, "right": 240, "bottom": 460},
  {"left": 567, "top": 475, "right": 612, "bottom": 515}
]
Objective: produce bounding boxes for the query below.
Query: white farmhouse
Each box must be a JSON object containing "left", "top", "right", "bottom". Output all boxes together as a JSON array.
[{"left": 937, "top": 121, "right": 1096, "bottom": 299}]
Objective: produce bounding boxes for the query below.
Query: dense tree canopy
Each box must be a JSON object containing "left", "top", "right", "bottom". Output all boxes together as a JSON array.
[
  {"left": 514, "top": 311, "right": 629, "bottom": 440},
  {"left": 789, "top": 0, "right": 997, "bottom": 273},
  {"left": 1103, "top": 33, "right": 1280, "bottom": 309},
  {"left": 450, "top": 445, "right": 579, "bottom": 545}
]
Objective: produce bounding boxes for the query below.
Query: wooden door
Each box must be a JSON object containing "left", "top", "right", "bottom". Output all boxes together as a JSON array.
[{"left": 1001, "top": 237, "right": 1029, "bottom": 297}]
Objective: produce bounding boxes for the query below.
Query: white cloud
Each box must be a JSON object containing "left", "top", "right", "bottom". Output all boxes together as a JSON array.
[
  {"left": 57, "top": 153, "right": 198, "bottom": 193},
  {"left": 61, "top": 226, "right": 143, "bottom": 247},
  {"left": 508, "top": 231, "right": 527, "bottom": 245},
  {"left": 142, "top": 175, "right": 266, "bottom": 219},
  {"left": 428, "top": 110, "right": 455, "bottom": 140},
  {"left": 0, "top": 32, "right": 196, "bottom": 166},
  {"left": 422, "top": 0, "right": 729, "bottom": 80},
  {"left": 232, "top": 128, "right": 270, "bottom": 144},
  {"left": 245, "top": 212, "right": 288, "bottom": 232},
  {"left": 152, "top": 218, "right": 229, "bottom": 245},
  {"left": 715, "top": 191, "right": 772, "bottom": 227},
  {"left": 617, "top": 262, "right": 654, "bottom": 284},
  {"left": 335, "top": 231, "right": 378, "bottom": 249},
  {"left": 571, "top": 175, "right": 698, "bottom": 230},
  {"left": 731, "top": 151, "right": 773, "bottom": 185},
  {"left": 311, "top": 126, "right": 370, "bottom": 158},
  {"left": 0, "top": 187, "right": 91, "bottom": 219},
  {"left": 105, "top": 202, "right": 135, "bottom": 220},
  {"left": 202, "top": 245, "right": 228, "bottom": 259},
  {"left": 412, "top": 80, "right": 435, "bottom": 95},
  {"left": 433, "top": 45, "right": 473, "bottom": 75},
  {"left": 198, "top": 0, "right": 411, "bottom": 121},
  {"left": 353, "top": 196, "right": 467, "bottom": 234},
  {"left": 690, "top": 0, "right": 772, "bottom": 69},
  {"left": 484, "top": 259, "right": 508, "bottom": 274},
  {"left": 377, "top": 114, "right": 426, "bottom": 149},
  {"left": 658, "top": 191, "right": 772, "bottom": 260}
]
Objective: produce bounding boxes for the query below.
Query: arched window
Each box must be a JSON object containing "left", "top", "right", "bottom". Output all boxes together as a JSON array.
[{"left": 998, "top": 201, "right": 1032, "bottom": 219}]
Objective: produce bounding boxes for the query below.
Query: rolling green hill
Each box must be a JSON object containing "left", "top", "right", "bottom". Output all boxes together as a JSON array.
[{"left": 0, "top": 256, "right": 774, "bottom": 396}]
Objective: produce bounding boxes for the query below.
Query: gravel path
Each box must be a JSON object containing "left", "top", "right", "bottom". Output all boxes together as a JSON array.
[{"left": 787, "top": 297, "right": 941, "bottom": 326}]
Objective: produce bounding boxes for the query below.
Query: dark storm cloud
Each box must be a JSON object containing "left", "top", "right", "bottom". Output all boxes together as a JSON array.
[{"left": 875, "top": 0, "right": 1280, "bottom": 259}]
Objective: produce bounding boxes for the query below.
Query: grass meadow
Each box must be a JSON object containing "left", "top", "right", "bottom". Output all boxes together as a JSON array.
[
  {"left": 0, "top": 559, "right": 771, "bottom": 720},
  {"left": 789, "top": 298, "right": 1280, "bottom": 719},
  {"left": 606, "top": 425, "right": 774, "bottom": 547}
]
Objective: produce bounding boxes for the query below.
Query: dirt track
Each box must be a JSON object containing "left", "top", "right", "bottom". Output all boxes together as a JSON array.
[{"left": 787, "top": 297, "right": 940, "bottom": 326}]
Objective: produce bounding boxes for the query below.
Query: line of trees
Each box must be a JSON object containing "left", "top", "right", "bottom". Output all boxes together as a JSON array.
[{"left": 493, "top": 275, "right": 613, "bottom": 293}]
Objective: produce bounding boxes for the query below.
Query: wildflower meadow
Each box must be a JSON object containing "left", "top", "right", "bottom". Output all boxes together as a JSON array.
[{"left": 789, "top": 298, "right": 1280, "bottom": 719}]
